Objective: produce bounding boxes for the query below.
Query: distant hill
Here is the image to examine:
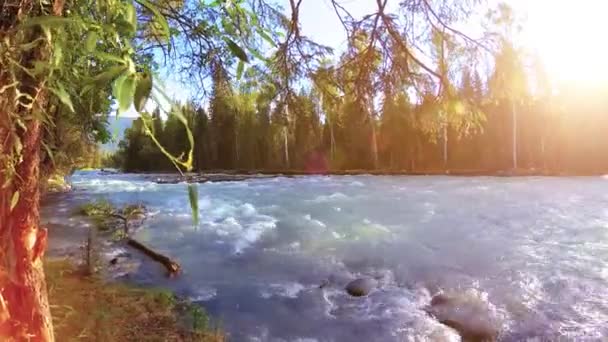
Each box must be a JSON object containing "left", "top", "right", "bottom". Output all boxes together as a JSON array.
[{"left": 100, "top": 116, "right": 135, "bottom": 152}]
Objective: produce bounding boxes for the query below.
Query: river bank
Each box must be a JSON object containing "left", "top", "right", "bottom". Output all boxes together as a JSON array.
[
  {"left": 46, "top": 259, "right": 223, "bottom": 341},
  {"left": 43, "top": 193, "right": 223, "bottom": 341},
  {"left": 116, "top": 168, "right": 607, "bottom": 185}
]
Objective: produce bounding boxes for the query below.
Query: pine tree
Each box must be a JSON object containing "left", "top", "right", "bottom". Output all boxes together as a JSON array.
[{"left": 209, "top": 66, "right": 237, "bottom": 169}]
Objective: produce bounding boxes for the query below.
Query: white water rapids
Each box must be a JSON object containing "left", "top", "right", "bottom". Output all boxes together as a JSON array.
[{"left": 42, "top": 171, "right": 608, "bottom": 341}]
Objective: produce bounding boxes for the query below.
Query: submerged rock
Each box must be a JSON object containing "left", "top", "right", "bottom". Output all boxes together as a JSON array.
[
  {"left": 427, "top": 292, "right": 500, "bottom": 342},
  {"left": 345, "top": 278, "right": 378, "bottom": 297}
]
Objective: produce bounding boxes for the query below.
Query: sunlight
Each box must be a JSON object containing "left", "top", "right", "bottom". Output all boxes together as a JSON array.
[{"left": 519, "top": 0, "right": 608, "bottom": 86}]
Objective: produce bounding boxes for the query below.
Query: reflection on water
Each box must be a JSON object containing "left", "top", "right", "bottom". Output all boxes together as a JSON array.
[{"left": 43, "top": 171, "right": 608, "bottom": 341}]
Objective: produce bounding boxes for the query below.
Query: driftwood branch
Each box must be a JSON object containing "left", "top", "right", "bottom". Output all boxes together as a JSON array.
[
  {"left": 109, "top": 213, "right": 128, "bottom": 234},
  {"left": 127, "top": 238, "right": 181, "bottom": 277}
]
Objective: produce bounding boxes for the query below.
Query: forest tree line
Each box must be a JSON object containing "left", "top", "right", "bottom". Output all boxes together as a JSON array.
[{"left": 113, "top": 47, "right": 608, "bottom": 174}]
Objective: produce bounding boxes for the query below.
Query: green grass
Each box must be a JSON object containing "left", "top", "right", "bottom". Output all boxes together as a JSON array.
[
  {"left": 77, "top": 199, "right": 114, "bottom": 217},
  {"left": 46, "top": 259, "right": 223, "bottom": 341}
]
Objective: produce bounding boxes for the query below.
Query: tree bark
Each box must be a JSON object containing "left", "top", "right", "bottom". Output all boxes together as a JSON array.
[
  {"left": 330, "top": 123, "right": 336, "bottom": 164},
  {"left": 283, "top": 126, "right": 290, "bottom": 168},
  {"left": 0, "top": 119, "right": 54, "bottom": 342},
  {"left": 0, "top": 1, "right": 64, "bottom": 340},
  {"left": 512, "top": 101, "right": 518, "bottom": 170},
  {"left": 370, "top": 121, "right": 379, "bottom": 169},
  {"left": 443, "top": 122, "right": 448, "bottom": 171}
]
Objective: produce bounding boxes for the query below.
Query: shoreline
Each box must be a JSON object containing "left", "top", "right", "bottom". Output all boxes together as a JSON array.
[
  {"left": 107, "top": 168, "right": 608, "bottom": 185},
  {"left": 44, "top": 199, "right": 223, "bottom": 341},
  {"left": 102, "top": 168, "right": 608, "bottom": 179}
]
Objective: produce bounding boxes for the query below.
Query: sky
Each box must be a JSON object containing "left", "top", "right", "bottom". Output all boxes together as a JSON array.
[
  {"left": 117, "top": 0, "right": 608, "bottom": 118},
  {"left": 288, "top": 0, "right": 608, "bottom": 86}
]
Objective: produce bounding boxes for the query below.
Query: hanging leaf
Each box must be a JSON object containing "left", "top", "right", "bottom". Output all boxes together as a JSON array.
[
  {"left": 20, "top": 16, "right": 76, "bottom": 28},
  {"left": 134, "top": 72, "right": 153, "bottom": 112},
  {"left": 188, "top": 184, "right": 199, "bottom": 226},
  {"left": 113, "top": 74, "right": 136, "bottom": 114},
  {"left": 10, "top": 192, "right": 20, "bottom": 211},
  {"left": 136, "top": 0, "right": 170, "bottom": 38},
  {"left": 249, "top": 49, "right": 267, "bottom": 62},
  {"left": 42, "top": 141, "right": 56, "bottom": 167},
  {"left": 125, "top": 3, "right": 137, "bottom": 31},
  {"left": 49, "top": 84, "right": 75, "bottom": 113},
  {"left": 225, "top": 39, "right": 249, "bottom": 63},
  {"left": 93, "top": 51, "right": 127, "bottom": 64},
  {"left": 236, "top": 60, "right": 244, "bottom": 81},
  {"left": 93, "top": 65, "right": 128, "bottom": 85},
  {"left": 257, "top": 28, "right": 276, "bottom": 47},
  {"left": 12, "top": 134, "right": 22, "bottom": 156},
  {"left": 20, "top": 38, "right": 45, "bottom": 51},
  {"left": 85, "top": 31, "right": 98, "bottom": 52}
]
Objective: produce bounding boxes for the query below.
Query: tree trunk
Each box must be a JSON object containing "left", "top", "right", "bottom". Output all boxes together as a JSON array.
[
  {"left": 0, "top": 119, "right": 54, "bottom": 341},
  {"left": 235, "top": 127, "right": 239, "bottom": 168},
  {"left": 283, "top": 126, "right": 289, "bottom": 168},
  {"left": 370, "top": 122, "right": 378, "bottom": 169},
  {"left": 443, "top": 123, "right": 448, "bottom": 171},
  {"left": 330, "top": 121, "right": 336, "bottom": 164},
  {"left": 512, "top": 101, "right": 518, "bottom": 170},
  {"left": 1, "top": 2, "right": 64, "bottom": 340}
]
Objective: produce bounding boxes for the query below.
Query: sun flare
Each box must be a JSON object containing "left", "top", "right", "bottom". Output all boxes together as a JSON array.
[{"left": 519, "top": 0, "right": 608, "bottom": 86}]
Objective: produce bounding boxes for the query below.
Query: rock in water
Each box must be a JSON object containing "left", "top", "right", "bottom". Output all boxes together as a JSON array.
[
  {"left": 427, "top": 292, "right": 500, "bottom": 342},
  {"left": 345, "top": 278, "right": 377, "bottom": 297}
]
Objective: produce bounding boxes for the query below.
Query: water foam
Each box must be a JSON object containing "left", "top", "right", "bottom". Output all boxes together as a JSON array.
[
  {"left": 259, "top": 282, "right": 305, "bottom": 299},
  {"left": 309, "top": 192, "right": 348, "bottom": 203}
]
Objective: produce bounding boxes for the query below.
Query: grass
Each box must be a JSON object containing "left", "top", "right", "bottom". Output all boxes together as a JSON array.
[
  {"left": 46, "top": 259, "right": 224, "bottom": 342},
  {"left": 77, "top": 200, "right": 146, "bottom": 233},
  {"left": 77, "top": 199, "right": 114, "bottom": 217},
  {"left": 46, "top": 173, "right": 70, "bottom": 192}
]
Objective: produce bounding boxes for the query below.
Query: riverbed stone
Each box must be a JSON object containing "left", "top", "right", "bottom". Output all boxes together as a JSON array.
[
  {"left": 427, "top": 293, "right": 500, "bottom": 342},
  {"left": 345, "top": 278, "right": 377, "bottom": 297}
]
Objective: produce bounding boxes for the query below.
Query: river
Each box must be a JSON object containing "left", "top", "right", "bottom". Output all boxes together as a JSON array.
[{"left": 42, "top": 171, "right": 608, "bottom": 341}]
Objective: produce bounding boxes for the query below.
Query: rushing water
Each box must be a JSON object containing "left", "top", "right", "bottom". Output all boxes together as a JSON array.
[{"left": 42, "top": 171, "right": 608, "bottom": 341}]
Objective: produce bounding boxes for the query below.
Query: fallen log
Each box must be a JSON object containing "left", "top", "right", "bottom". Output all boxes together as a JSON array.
[{"left": 127, "top": 238, "right": 181, "bottom": 277}]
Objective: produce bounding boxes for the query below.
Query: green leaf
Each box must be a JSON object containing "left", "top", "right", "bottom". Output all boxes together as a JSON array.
[
  {"left": 188, "top": 184, "right": 199, "bottom": 226},
  {"left": 93, "top": 51, "right": 127, "bottom": 64},
  {"left": 85, "top": 31, "right": 98, "bottom": 52},
  {"left": 250, "top": 49, "right": 266, "bottom": 62},
  {"left": 80, "top": 83, "right": 95, "bottom": 96},
  {"left": 113, "top": 74, "right": 136, "bottom": 114},
  {"left": 12, "top": 134, "right": 22, "bottom": 156},
  {"left": 257, "top": 28, "right": 275, "bottom": 47},
  {"left": 49, "top": 84, "right": 75, "bottom": 113},
  {"left": 10, "top": 192, "right": 19, "bottom": 211},
  {"left": 225, "top": 39, "right": 249, "bottom": 63},
  {"left": 20, "top": 16, "right": 76, "bottom": 29},
  {"left": 136, "top": 0, "right": 170, "bottom": 38},
  {"left": 125, "top": 3, "right": 137, "bottom": 31},
  {"left": 134, "top": 72, "right": 153, "bottom": 112},
  {"left": 236, "top": 60, "right": 244, "bottom": 81},
  {"left": 249, "top": 10, "right": 259, "bottom": 26},
  {"left": 42, "top": 141, "right": 56, "bottom": 167},
  {"left": 20, "top": 38, "right": 44, "bottom": 51},
  {"left": 94, "top": 65, "right": 127, "bottom": 85}
]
